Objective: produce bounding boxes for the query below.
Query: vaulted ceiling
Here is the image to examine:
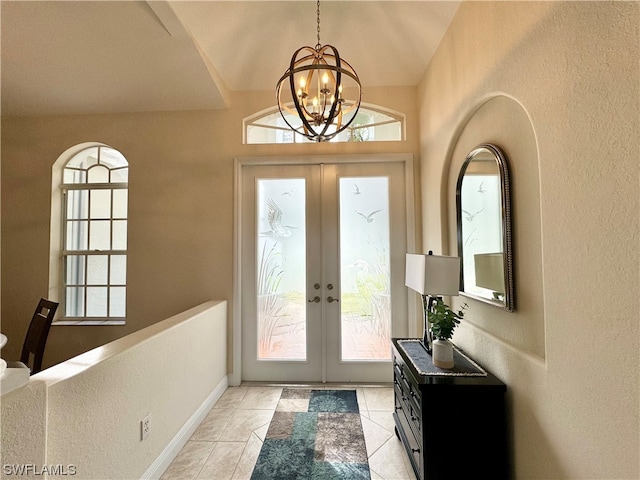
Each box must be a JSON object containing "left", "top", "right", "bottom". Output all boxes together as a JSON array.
[{"left": 1, "top": 1, "right": 459, "bottom": 116}]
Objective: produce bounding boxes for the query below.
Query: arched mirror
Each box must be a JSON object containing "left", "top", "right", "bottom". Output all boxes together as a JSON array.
[{"left": 456, "top": 144, "right": 514, "bottom": 311}]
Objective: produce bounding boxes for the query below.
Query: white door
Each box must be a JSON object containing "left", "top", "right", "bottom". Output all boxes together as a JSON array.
[{"left": 241, "top": 160, "right": 409, "bottom": 382}]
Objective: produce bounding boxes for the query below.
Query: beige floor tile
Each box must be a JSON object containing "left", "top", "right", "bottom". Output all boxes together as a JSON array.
[
  {"left": 190, "top": 408, "right": 234, "bottom": 441},
  {"left": 160, "top": 441, "right": 215, "bottom": 480},
  {"left": 237, "top": 386, "right": 282, "bottom": 410},
  {"left": 253, "top": 422, "right": 269, "bottom": 442},
  {"left": 363, "top": 387, "right": 394, "bottom": 412},
  {"left": 368, "top": 436, "right": 416, "bottom": 480},
  {"left": 231, "top": 432, "right": 263, "bottom": 480},
  {"left": 356, "top": 387, "right": 369, "bottom": 413},
  {"left": 214, "top": 386, "right": 249, "bottom": 410},
  {"left": 220, "top": 409, "right": 274, "bottom": 442},
  {"left": 196, "top": 442, "right": 246, "bottom": 480},
  {"left": 361, "top": 414, "right": 394, "bottom": 457},
  {"left": 368, "top": 410, "right": 397, "bottom": 433},
  {"left": 371, "top": 469, "right": 385, "bottom": 480}
]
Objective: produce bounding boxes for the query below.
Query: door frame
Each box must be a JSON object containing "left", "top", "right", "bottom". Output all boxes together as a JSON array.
[{"left": 231, "top": 154, "right": 417, "bottom": 386}]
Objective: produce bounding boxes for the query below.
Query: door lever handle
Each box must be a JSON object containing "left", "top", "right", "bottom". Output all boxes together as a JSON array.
[
  {"left": 308, "top": 296, "right": 321, "bottom": 303},
  {"left": 327, "top": 296, "right": 339, "bottom": 303}
]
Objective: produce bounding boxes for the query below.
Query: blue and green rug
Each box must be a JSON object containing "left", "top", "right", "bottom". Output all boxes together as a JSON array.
[{"left": 250, "top": 388, "right": 371, "bottom": 480}]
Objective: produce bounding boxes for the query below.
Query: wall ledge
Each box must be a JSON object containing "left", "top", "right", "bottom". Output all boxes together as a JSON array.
[{"left": 34, "top": 300, "right": 226, "bottom": 387}]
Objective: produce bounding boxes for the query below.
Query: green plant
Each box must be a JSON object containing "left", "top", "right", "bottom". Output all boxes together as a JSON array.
[{"left": 427, "top": 298, "right": 468, "bottom": 340}]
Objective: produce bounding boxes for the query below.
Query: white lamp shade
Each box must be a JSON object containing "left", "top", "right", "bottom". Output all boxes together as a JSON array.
[{"left": 405, "top": 253, "right": 461, "bottom": 295}]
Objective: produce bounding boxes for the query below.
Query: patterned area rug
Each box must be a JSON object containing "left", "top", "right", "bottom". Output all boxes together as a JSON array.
[{"left": 250, "top": 388, "right": 371, "bottom": 480}]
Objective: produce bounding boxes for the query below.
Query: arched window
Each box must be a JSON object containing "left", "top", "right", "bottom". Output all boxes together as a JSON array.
[
  {"left": 53, "top": 145, "right": 128, "bottom": 323},
  {"left": 244, "top": 103, "right": 405, "bottom": 144}
]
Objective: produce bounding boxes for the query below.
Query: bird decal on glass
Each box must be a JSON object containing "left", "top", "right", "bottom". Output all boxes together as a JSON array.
[
  {"left": 355, "top": 209, "right": 382, "bottom": 223},
  {"left": 261, "top": 199, "right": 296, "bottom": 237},
  {"left": 462, "top": 208, "right": 484, "bottom": 222}
]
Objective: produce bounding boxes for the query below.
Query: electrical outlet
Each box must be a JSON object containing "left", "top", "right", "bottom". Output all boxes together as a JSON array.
[{"left": 141, "top": 414, "right": 151, "bottom": 441}]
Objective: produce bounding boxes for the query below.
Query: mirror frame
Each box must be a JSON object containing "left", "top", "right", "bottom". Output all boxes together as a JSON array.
[{"left": 456, "top": 143, "right": 514, "bottom": 311}]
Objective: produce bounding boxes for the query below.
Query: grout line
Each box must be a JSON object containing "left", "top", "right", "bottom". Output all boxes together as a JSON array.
[
  {"left": 194, "top": 441, "right": 218, "bottom": 480},
  {"left": 230, "top": 431, "right": 263, "bottom": 480}
]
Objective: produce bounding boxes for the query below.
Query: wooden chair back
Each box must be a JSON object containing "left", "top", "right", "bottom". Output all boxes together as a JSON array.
[{"left": 20, "top": 298, "right": 58, "bottom": 374}]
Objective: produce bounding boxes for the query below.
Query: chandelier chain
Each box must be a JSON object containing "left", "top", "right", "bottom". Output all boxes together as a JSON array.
[{"left": 316, "top": 0, "right": 321, "bottom": 50}]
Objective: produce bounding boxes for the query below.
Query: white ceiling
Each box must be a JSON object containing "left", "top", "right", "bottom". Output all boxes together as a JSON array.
[{"left": 1, "top": 1, "right": 460, "bottom": 116}]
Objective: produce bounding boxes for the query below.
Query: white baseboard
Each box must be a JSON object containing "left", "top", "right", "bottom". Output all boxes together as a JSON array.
[{"left": 141, "top": 375, "right": 229, "bottom": 480}]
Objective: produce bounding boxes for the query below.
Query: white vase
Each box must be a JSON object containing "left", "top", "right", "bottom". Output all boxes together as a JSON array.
[{"left": 432, "top": 339, "right": 454, "bottom": 369}]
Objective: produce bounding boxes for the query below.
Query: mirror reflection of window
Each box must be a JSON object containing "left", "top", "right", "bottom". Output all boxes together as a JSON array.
[
  {"left": 460, "top": 166, "right": 502, "bottom": 299},
  {"left": 456, "top": 144, "right": 514, "bottom": 311}
]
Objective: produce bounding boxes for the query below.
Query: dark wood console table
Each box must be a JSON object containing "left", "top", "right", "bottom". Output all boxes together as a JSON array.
[{"left": 392, "top": 338, "right": 509, "bottom": 480}]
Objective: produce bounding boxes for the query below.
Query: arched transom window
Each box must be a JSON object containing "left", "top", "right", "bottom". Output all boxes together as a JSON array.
[{"left": 244, "top": 103, "right": 405, "bottom": 144}]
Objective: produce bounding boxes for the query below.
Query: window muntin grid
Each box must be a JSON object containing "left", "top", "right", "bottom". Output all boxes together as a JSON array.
[{"left": 62, "top": 146, "right": 128, "bottom": 321}]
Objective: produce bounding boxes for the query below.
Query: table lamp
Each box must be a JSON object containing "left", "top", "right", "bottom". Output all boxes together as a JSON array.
[{"left": 405, "top": 251, "right": 461, "bottom": 354}]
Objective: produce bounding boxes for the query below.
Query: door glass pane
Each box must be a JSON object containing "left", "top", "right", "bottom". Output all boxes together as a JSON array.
[
  {"left": 339, "top": 177, "right": 391, "bottom": 360},
  {"left": 256, "top": 178, "right": 306, "bottom": 360}
]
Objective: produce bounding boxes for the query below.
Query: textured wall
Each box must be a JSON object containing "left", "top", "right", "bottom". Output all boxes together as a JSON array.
[
  {"left": 1, "top": 381, "right": 47, "bottom": 480},
  {"left": 419, "top": 2, "right": 639, "bottom": 478}
]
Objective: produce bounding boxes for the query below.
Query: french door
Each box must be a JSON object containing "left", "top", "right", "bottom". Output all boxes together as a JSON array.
[{"left": 240, "top": 160, "right": 409, "bottom": 383}]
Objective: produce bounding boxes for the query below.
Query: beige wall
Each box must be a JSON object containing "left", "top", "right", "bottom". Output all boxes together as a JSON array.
[
  {"left": 0, "top": 86, "right": 420, "bottom": 371},
  {"left": 419, "top": 2, "right": 639, "bottom": 479}
]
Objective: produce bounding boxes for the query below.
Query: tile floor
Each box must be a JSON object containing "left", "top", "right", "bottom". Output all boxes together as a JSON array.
[{"left": 161, "top": 385, "right": 417, "bottom": 480}]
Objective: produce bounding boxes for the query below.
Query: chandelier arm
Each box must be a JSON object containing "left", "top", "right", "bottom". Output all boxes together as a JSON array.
[
  {"left": 317, "top": 45, "right": 341, "bottom": 138},
  {"left": 277, "top": 76, "right": 312, "bottom": 137},
  {"left": 286, "top": 47, "right": 318, "bottom": 136}
]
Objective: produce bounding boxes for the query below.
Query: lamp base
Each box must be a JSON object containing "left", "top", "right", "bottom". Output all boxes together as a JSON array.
[
  {"left": 422, "top": 294, "right": 435, "bottom": 355},
  {"left": 422, "top": 325, "right": 433, "bottom": 355}
]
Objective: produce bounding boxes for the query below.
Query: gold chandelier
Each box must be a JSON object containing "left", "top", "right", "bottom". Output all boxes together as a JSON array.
[{"left": 276, "top": 0, "right": 361, "bottom": 142}]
